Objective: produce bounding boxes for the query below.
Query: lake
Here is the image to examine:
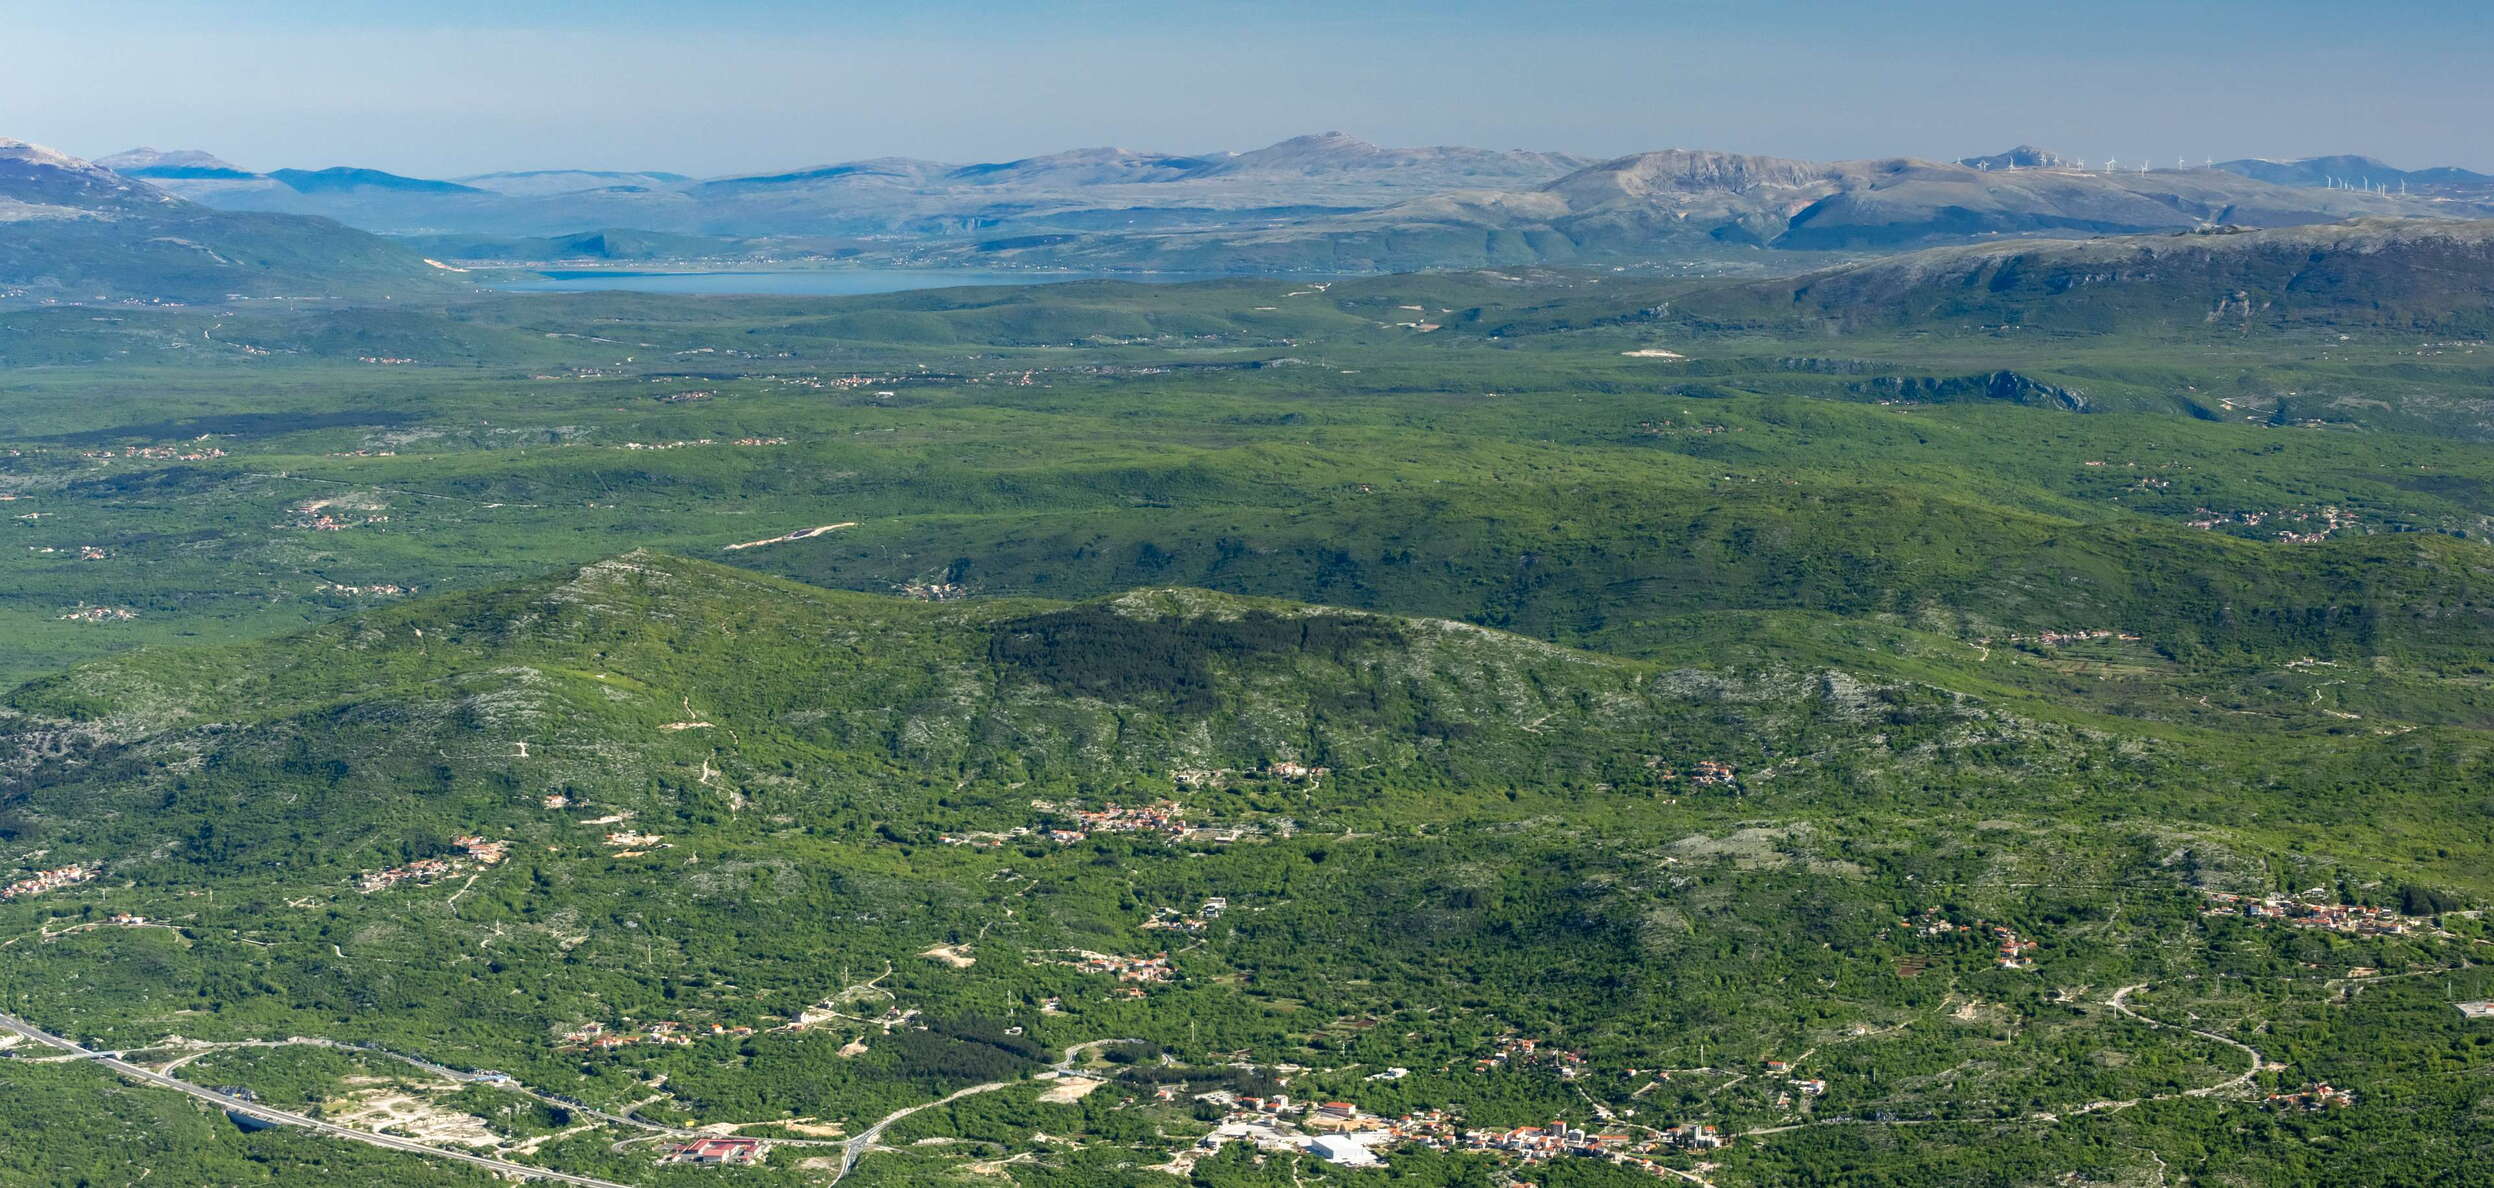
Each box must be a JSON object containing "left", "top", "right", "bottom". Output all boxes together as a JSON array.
[{"left": 491, "top": 268, "right": 1224, "bottom": 296}]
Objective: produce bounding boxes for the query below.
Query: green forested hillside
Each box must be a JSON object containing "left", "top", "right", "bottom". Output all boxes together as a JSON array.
[
  {"left": 1, "top": 251, "right": 2492, "bottom": 1185},
  {"left": 2, "top": 554, "right": 2489, "bottom": 1186}
]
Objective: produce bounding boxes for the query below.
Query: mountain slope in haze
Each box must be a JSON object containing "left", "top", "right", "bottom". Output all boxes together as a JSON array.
[
  {"left": 1671, "top": 216, "right": 2494, "bottom": 333},
  {"left": 942, "top": 146, "right": 1218, "bottom": 186},
  {"left": 93, "top": 147, "right": 256, "bottom": 179},
  {"left": 1188, "top": 130, "right": 1596, "bottom": 183},
  {"left": 0, "top": 138, "right": 462, "bottom": 304},
  {"left": 396, "top": 225, "right": 759, "bottom": 262},
  {"left": 265, "top": 166, "right": 483, "bottom": 195},
  {"left": 1956, "top": 145, "right": 2083, "bottom": 170},
  {"left": 452, "top": 168, "right": 696, "bottom": 196}
]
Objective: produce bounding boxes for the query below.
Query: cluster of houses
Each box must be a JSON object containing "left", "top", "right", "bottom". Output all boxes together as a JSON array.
[
  {"left": 2266, "top": 1082, "right": 2355, "bottom": 1111},
  {"left": 1635, "top": 419, "right": 1731, "bottom": 436},
  {"left": 455, "top": 836, "right": 510, "bottom": 863},
  {"left": 1172, "top": 761, "right": 1331, "bottom": 789},
  {"left": 1684, "top": 759, "right": 1736, "bottom": 787},
  {"left": 1066, "top": 799, "right": 1189, "bottom": 835},
  {"left": 1439, "top": 1114, "right": 1729, "bottom": 1174},
  {"left": 25, "top": 545, "right": 111, "bottom": 561},
  {"left": 944, "top": 799, "right": 1198, "bottom": 847},
  {"left": 1473, "top": 1035, "right": 1589, "bottom": 1080},
  {"left": 814, "top": 374, "right": 906, "bottom": 391},
  {"left": 1761, "top": 1059, "right": 1829, "bottom": 1100},
  {"left": 2185, "top": 505, "right": 2360, "bottom": 543},
  {"left": 1142, "top": 897, "right": 1229, "bottom": 934},
  {"left": 1194, "top": 1096, "right": 1389, "bottom": 1165},
  {"left": 1899, "top": 911, "right": 2040, "bottom": 969},
  {"left": 1992, "top": 925, "right": 2040, "bottom": 970},
  {"left": 563, "top": 1019, "right": 757, "bottom": 1052},
  {"left": 1196, "top": 1091, "right": 1731, "bottom": 1175},
  {"left": 356, "top": 836, "right": 508, "bottom": 893},
  {"left": 319, "top": 583, "right": 414, "bottom": 597},
  {"left": 1037, "top": 949, "right": 1176, "bottom": 984},
  {"left": 1648, "top": 757, "right": 1737, "bottom": 787},
  {"left": 2, "top": 863, "right": 96, "bottom": 900},
  {"left": 1904, "top": 910, "right": 1960, "bottom": 938},
  {"left": 665, "top": 1136, "right": 767, "bottom": 1165},
  {"left": 288, "top": 507, "right": 388, "bottom": 532},
  {"left": 2200, "top": 891, "right": 2426, "bottom": 936},
  {"left": 1993, "top": 628, "right": 2142, "bottom": 646},
  {"left": 1465, "top": 1118, "right": 1634, "bottom": 1161},
  {"left": 83, "top": 444, "right": 228, "bottom": 462},
  {"left": 58, "top": 606, "right": 136, "bottom": 623},
  {"left": 615, "top": 437, "right": 787, "bottom": 451}
]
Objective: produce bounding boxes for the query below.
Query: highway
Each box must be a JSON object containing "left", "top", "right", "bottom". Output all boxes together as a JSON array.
[{"left": 0, "top": 1010, "right": 637, "bottom": 1187}]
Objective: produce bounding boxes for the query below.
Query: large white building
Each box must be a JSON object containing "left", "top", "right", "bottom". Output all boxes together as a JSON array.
[{"left": 1305, "top": 1133, "right": 1383, "bottom": 1166}]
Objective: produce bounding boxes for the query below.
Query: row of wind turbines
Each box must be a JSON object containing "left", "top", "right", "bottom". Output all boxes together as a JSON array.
[{"left": 1973, "top": 156, "right": 2411, "bottom": 193}]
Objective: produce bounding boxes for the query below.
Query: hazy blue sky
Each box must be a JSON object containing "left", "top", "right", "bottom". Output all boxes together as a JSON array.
[{"left": 8, "top": 0, "right": 2488, "bottom": 176}]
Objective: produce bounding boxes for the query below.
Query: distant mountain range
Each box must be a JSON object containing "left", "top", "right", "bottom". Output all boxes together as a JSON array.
[
  {"left": 1, "top": 139, "right": 462, "bottom": 304},
  {"left": 85, "top": 133, "right": 2492, "bottom": 274},
  {"left": 21, "top": 132, "right": 2494, "bottom": 282}
]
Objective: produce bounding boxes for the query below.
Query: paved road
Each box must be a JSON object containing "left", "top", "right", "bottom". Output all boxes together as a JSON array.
[
  {"left": 826, "top": 1034, "right": 1143, "bottom": 1183},
  {"left": 831, "top": 1080, "right": 1011, "bottom": 1184},
  {"left": 0, "top": 1011, "right": 635, "bottom": 1187}
]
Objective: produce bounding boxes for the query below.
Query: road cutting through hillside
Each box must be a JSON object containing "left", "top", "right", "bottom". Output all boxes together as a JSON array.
[{"left": 0, "top": 1009, "right": 634, "bottom": 1187}]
